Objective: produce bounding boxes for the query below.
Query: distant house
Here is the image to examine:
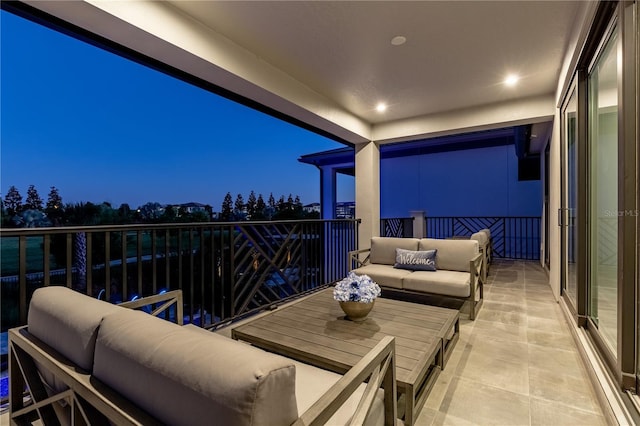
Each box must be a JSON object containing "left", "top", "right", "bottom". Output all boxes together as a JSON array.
[
  {"left": 335, "top": 202, "right": 355, "bottom": 219},
  {"left": 303, "top": 203, "right": 320, "bottom": 214},
  {"left": 179, "top": 202, "right": 208, "bottom": 214},
  {"left": 165, "top": 202, "right": 214, "bottom": 219}
]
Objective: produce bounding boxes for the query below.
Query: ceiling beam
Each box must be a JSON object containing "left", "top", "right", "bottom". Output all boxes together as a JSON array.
[{"left": 371, "top": 94, "right": 555, "bottom": 145}]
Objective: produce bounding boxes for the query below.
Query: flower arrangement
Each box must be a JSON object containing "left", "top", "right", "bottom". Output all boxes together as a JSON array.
[{"left": 333, "top": 272, "right": 381, "bottom": 303}]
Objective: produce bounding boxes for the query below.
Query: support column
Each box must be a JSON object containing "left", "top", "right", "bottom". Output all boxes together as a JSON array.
[
  {"left": 319, "top": 166, "right": 337, "bottom": 219},
  {"left": 355, "top": 141, "right": 380, "bottom": 249},
  {"left": 410, "top": 211, "right": 426, "bottom": 238}
]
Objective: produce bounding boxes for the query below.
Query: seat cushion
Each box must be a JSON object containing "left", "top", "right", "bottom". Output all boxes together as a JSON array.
[
  {"left": 204, "top": 326, "right": 385, "bottom": 425},
  {"left": 293, "top": 360, "right": 384, "bottom": 426},
  {"left": 352, "top": 264, "right": 413, "bottom": 289},
  {"left": 418, "top": 238, "right": 479, "bottom": 272},
  {"left": 28, "top": 286, "right": 122, "bottom": 371},
  {"left": 370, "top": 237, "right": 419, "bottom": 265},
  {"left": 403, "top": 270, "right": 472, "bottom": 298},
  {"left": 94, "top": 309, "right": 298, "bottom": 426}
]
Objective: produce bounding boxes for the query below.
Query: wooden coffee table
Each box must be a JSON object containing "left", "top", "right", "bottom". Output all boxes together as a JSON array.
[{"left": 232, "top": 288, "right": 459, "bottom": 425}]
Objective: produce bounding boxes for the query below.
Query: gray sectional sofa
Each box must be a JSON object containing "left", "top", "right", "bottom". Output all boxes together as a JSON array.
[
  {"left": 9, "top": 286, "right": 397, "bottom": 425},
  {"left": 350, "top": 237, "right": 483, "bottom": 320}
]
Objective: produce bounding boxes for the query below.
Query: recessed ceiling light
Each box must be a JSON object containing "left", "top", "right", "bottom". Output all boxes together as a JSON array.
[
  {"left": 376, "top": 103, "right": 387, "bottom": 113},
  {"left": 504, "top": 74, "right": 519, "bottom": 87},
  {"left": 391, "top": 36, "right": 406, "bottom": 46}
]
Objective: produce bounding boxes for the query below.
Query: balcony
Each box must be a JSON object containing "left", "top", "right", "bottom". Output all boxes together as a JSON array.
[{"left": 0, "top": 220, "right": 606, "bottom": 424}]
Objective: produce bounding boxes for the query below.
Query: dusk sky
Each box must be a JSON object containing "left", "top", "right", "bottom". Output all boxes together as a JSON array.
[{"left": 1, "top": 10, "right": 354, "bottom": 210}]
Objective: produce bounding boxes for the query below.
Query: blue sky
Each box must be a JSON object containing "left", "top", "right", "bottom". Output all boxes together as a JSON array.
[{"left": 1, "top": 10, "right": 354, "bottom": 210}]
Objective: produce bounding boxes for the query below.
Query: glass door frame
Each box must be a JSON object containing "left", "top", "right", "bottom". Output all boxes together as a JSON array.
[
  {"left": 585, "top": 18, "right": 620, "bottom": 365},
  {"left": 574, "top": 0, "right": 638, "bottom": 391},
  {"left": 559, "top": 77, "right": 582, "bottom": 322}
]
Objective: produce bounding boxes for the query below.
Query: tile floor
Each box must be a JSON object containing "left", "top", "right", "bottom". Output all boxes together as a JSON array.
[{"left": 414, "top": 259, "right": 607, "bottom": 426}]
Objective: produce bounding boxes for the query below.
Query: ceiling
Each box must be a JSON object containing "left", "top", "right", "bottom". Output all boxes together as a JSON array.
[
  {"left": 165, "top": 1, "right": 580, "bottom": 124},
  {"left": 15, "top": 0, "right": 584, "bottom": 145}
]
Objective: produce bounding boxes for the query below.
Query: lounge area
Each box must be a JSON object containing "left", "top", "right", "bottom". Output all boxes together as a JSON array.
[{"left": 5, "top": 259, "right": 607, "bottom": 425}]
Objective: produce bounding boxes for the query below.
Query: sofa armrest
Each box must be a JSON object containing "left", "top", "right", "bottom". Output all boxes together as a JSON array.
[
  {"left": 349, "top": 248, "right": 371, "bottom": 271},
  {"left": 118, "top": 290, "right": 184, "bottom": 325},
  {"left": 470, "top": 252, "right": 482, "bottom": 279},
  {"left": 468, "top": 253, "right": 483, "bottom": 319},
  {"left": 294, "top": 336, "right": 397, "bottom": 426}
]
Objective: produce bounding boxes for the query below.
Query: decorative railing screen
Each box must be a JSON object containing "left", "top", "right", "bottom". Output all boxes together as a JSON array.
[
  {"left": 0, "top": 219, "right": 358, "bottom": 331},
  {"left": 426, "top": 217, "right": 541, "bottom": 260},
  {"left": 380, "top": 217, "right": 414, "bottom": 238}
]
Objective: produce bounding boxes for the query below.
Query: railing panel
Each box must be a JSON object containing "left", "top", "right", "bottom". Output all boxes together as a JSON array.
[
  {"left": 380, "top": 218, "right": 414, "bottom": 238},
  {"left": 424, "top": 216, "right": 541, "bottom": 260},
  {"left": 0, "top": 219, "right": 359, "bottom": 331},
  {"left": 382, "top": 216, "right": 541, "bottom": 260}
]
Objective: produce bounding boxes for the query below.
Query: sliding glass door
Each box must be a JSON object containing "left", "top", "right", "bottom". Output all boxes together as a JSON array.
[
  {"left": 561, "top": 82, "right": 578, "bottom": 310},
  {"left": 587, "top": 26, "right": 619, "bottom": 355}
]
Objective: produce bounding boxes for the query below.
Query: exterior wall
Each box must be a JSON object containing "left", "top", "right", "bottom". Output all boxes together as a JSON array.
[{"left": 380, "top": 144, "right": 541, "bottom": 218}]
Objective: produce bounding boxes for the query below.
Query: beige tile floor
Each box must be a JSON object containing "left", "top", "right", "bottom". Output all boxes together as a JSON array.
[{"left": 414, "top": 259, "right": 607, "bottom": 426}]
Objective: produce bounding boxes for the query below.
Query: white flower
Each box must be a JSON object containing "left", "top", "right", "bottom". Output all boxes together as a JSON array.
[{"left": 333, "top": 272, "right": 381, "bottom": 303}]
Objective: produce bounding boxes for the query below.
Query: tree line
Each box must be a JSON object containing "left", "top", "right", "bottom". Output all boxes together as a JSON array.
[
  {"left": 219, "top": 191, "right": 316, "bottom": 221},
  {"left": 0, "top": 185, "right": 318, "bottom": 228}
]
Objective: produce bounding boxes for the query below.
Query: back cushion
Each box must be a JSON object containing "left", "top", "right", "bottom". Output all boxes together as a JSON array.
[
  {"left": 470, "top": 232, "right": 487, "bottom": 245},
  {"left": 94, "top": 309, "right": 298, "bottom": 426},
  {"left": 370, "top": 237, "right": 419, "bottom": 265},
  {"left": 419, "top": 238, "right": 479, "bottom": 272},
  {"left": 28, "top": 286, "right": 121, "bottom": 371}
]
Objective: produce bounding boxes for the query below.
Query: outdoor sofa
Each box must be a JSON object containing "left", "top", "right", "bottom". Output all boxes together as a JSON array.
[
  {"left": 350, "top": 237, "right": 483, "bottom": 320},
  {"left": 9, "top": 286, "right": 397, "bottom": 425}
]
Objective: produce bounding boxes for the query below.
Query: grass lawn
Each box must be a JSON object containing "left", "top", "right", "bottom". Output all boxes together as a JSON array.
[
  {"left": 0, "top": 236, "right": 54, "bottom": 276},
  {"left": 1, "top": 231, "right": 207, "bottom": 277}
]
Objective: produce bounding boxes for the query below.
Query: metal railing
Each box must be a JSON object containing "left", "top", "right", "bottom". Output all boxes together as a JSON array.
[
  {"left": 426, "top": 216, "right": 541, "bottom": 260},
  {"left": 0, "top": 219, "right": 359, "bottom": 331},
  {"left": 381, "top": 216, "right": 541, "bottom": 260},
  {"left": 380, "top": 217, "right": 414, "bottom": 238}
]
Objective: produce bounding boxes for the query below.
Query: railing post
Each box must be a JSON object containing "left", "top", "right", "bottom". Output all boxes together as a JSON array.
[
  {"left": 18, "top": 235, "right": 27, "bottom": 325},
  {"left": 409, "top": 211, "right": 425, "bottom": 238}
]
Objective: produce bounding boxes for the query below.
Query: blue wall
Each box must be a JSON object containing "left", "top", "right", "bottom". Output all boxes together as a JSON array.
[{"left": 380, "top": 144, "right": 541, "bottom": 217}]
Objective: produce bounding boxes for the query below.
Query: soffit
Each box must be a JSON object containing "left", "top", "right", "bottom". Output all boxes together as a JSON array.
[{"left": 166, "top": 1, "right": 580, "bottom": 125}]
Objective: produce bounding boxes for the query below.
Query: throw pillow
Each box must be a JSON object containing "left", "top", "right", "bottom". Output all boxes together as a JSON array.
[{"left": 394, "top": 248, "right": 437, "bottom": 271}]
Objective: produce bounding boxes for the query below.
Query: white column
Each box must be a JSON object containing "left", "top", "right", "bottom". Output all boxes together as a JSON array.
[
  {"left": 320, "top": 166, "right": 337, "bottom": 219},
  {"left": 410, "top": 211, "right": 426, "bottom": 238},
  {"left": 355, "top": 141, "right": 380, "bottom": 249}
]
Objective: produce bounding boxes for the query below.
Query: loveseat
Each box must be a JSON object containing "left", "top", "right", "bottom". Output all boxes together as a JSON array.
[
  {"left": 349, "top": 237, "right": 483, "bottom": 320},
  {"left": 9, "top": 286, "right": 397, "bottom": 425}
]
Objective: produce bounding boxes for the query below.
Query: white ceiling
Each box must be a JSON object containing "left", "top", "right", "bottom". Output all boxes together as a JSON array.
[
  {"left": 19, "top": 0, "right": 584, "bottom": 144},
  {"left": 166, "top": 0, "right": 580, "bottom": 125}
]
